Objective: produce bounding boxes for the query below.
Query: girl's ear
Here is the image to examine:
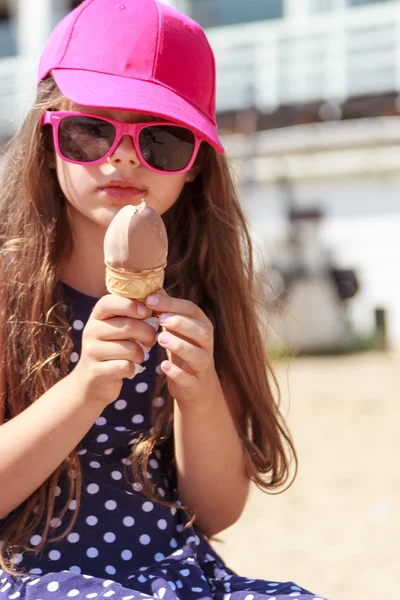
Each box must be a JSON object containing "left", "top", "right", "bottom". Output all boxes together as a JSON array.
[
  {"left": 185, "top": 166, "right": 200, "bottom": 183},
  {"left": 48, "top": 154, "right": 56, "bottom": 170},
  {"left": 43, "top": 124, "right": 56, "bottom": 170}
]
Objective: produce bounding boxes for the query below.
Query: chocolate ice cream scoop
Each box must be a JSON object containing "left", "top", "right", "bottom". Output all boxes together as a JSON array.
[
  {"left": 104, "top": 201, "right": 168, "bottom": 301},
  {"left": 104, "top": 201, "right": 168, "bottom": 272},
  {"left": 103, "top": 202, "right": 169, "bottom": 379}
]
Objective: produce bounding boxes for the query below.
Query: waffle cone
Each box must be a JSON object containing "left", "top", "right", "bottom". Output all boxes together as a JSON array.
[{"left": 105, "top": 263, "right": 166, "bottom": 302}]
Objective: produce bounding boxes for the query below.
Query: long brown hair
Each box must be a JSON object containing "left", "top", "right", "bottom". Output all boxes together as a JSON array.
[{"left": 0, "top": 77, "right": 297, "bottom": 574}]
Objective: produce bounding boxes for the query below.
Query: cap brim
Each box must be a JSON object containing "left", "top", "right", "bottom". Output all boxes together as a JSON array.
[{"left": 52, "top": 69, "right": 225, "bottom": 154}]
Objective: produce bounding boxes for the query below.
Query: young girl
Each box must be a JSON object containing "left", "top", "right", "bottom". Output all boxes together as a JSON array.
[{"left": 0, "top": 1, "right": 326, "bottom": 599}]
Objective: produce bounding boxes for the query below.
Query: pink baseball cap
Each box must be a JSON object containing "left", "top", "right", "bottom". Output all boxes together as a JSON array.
[{"left": 38, "top": 0, "right": 224, "bottom": 154}]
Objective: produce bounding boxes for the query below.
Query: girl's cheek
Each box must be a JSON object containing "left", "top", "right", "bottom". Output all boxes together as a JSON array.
[
  {"left": 146, "top": 182, "right": 184, "bottom": 215},
  {"left": 56, "top": 162, "right": 93, "bottom": 201}
]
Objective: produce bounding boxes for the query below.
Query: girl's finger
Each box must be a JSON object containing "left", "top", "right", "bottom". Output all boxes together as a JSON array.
[
  {"left": 84, "top": 339, "right": 145, "bottom": 365},
  {"left": 158, "top": 314, "right": 213, "bottom": 350},
  {"left": 94, "top": 359, "right": 137, "bottom": 381},
  {"left": 92, "top": 294, "right": 151, "bottom": 321},
  {"left": 157, "top": 332, "right": 211, "bottom": 374},
  {"left": 146, "top": 293, "right": 209, "bottom": 326},
  {"left": 160, "top": 361, "right": 198, "bottom": 393},
  {"left": 92, "top": 316, "right": 157, "bottom": 348}
]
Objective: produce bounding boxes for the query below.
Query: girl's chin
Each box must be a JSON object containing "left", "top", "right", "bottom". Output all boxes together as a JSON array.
[{"left": 66, "top": 204, "right": 122, "bottom": 230}]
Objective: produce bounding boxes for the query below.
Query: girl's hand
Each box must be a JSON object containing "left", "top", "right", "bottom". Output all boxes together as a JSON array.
[
  {"left": 146, "top": 292, "right": 217, "bottom": 406},
  {"left": 71, "top": 294, "right": 157, "bottom": 407}
]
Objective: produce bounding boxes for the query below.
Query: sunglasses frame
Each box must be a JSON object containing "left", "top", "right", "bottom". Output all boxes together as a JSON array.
[{"left": 42, "top": 111, "right": 202, "bottom": 174}]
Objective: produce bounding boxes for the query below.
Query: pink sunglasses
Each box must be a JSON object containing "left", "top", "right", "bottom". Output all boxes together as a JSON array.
[{"left": 43, "top": 111, "right": 202, "bottom": 174}]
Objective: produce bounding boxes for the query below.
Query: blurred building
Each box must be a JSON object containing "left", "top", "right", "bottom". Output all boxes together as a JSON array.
[{"left": 1, "top": 0, "right": 400, "bottom": 345}]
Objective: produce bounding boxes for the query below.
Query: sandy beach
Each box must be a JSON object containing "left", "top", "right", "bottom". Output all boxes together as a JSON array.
[{"left": 211, "top": 351, "right": 400, "bottom": 600}]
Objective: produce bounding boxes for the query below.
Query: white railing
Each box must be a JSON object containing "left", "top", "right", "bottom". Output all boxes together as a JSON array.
[
  {"left": 224, "top": 116, "right": 400, "bottom": 182},
  {"left": 1, "top": 1, "right": 400, "bottom": 136},
  {"left": 0, "top": 56, "right": 37, "bottom": 139},
  {"left": 207, "top": 1, "right": 400, "bottom": 111}
]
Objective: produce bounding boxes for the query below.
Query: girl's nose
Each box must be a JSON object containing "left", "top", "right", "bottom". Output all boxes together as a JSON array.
[{"left": 109, "top": 135, "right": 141, "bottom": 167}]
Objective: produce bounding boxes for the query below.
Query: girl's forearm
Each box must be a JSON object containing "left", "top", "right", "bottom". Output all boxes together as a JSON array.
[
  {"left": 174, "top": 373, "right": 250, "bottom": 536},
  {"left": 0, "top": 372, "right": 105, "bottom": 518}
]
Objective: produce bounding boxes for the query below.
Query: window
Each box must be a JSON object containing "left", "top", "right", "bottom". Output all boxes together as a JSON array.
[
  {"left": 0, "top": 1, "right": 16, "bottom": 58},
  {"left": 348, "top": 0, "right": 388, "bottom": 5},
  {"left": 189, "top": 0, "right": 283, "bottom": 28},
  {"left": 309, "top": 0, "right": 338, "bottom": 12}
]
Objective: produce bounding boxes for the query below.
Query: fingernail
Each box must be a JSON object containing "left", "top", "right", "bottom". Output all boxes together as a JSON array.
[
  {"left": 161, "top": 361, "right": 172, "bottom": 373},
  {"left": 146, "top": 295, "right": 159, "bottom": 308},
  {"left": 127, "top": 364, "right": 146, "bottom": 379},
  {"left": 136, "top": 341, "right": 151, "bottom": 354},
  {"left": 137, "top": 303, "right": 148, "bottom": 316},
  {"left": 158, "top": 332, "right": 170, "bottom": 346},
  {"left": 145, "top": 317, "right": 160, "bottom": 331},
  {"left": 159, "top": 313, "right": 172, "bottom": 324}
]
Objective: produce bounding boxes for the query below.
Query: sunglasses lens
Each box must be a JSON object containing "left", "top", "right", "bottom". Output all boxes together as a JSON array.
[
  {"left": 139, "top": 125, "right": 196, "bottom": 172},
  {"left": 58, "top": 116, "right": 116, "bottom": 163}
]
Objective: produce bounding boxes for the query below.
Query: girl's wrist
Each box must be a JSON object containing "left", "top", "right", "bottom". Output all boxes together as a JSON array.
[
  {"left": 173, "top": 367, "right": 223, "bottom": 416},
  {"left": 64, "top": 368, "right": 115, "bottom": 411}
]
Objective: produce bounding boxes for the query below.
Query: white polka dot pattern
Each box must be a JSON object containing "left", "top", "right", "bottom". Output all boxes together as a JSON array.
[
  {"left": 139, "top": 534, "right": 151, "bottom": 545},
  {"left": 50, "top": 517, "right": 62, "bottom": 528},
  {"left": 106, "top": 566, "right": 116, "bottom": 575},
  {"left": 47, "top": 581, "right": 59, "bottom": 592},
  {"left": 69, "top": 566, "right": 81, "bottom": 574},
  {"left": 135, "top": 382, "right": 148, "bottom": 393},
  {"left": 114, "top": 399, "right": 127, "bottom": 410},
  {"left": 142, "top": 501, "right": 154, "bottom": 512},
  {"left": 131, "top": 414, "right": 144, "bottom": 424},
  {"left": 30, "top": 535, "right": 42, "bottom": 546},
  {"left": 87, "top": 483, "right": 100, "bottom": 494},
  {"left": 0, "top": 287, "right": 326, "bottom": 600}
]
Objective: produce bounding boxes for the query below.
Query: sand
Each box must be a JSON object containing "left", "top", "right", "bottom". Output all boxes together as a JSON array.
[{"left": 211, "top": 351, "right": 400, "bottom": 599}]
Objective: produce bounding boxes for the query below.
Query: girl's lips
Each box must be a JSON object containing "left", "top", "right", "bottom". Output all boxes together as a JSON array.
[{"left": 99, "top": 186, "right": 148, "bottom": 201}]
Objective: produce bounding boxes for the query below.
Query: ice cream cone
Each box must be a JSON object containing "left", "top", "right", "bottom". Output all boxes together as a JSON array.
[
  {"left": 105, "top": 263, "right": 166, "bottom": 303},
  {"left": 103, "top": 202, "right": 169, "bottom": 379}
]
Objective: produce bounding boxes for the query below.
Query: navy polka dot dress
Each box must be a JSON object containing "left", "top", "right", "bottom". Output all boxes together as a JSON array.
[{"left": 0, "top": 285, "right": 326, "bottom": 600}]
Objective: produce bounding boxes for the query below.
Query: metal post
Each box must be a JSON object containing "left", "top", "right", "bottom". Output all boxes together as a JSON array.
[
  {"left": 374, "top": 307, "right": 388, "bottom": 351},
  {"left": 16, "top": 0, "right": 53, "bottom": 57},
  {"left": 160, "top": 0, "right": 190, "bottom": 15},
  {"left": 52, "top": 0, "right": 71, "bottom": 28},
  {"left": 283, "top": 0, "right": 309, "bottom": 19},
  {"left": 11, "top": 0, "right": 53, "bottom": 130}
]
